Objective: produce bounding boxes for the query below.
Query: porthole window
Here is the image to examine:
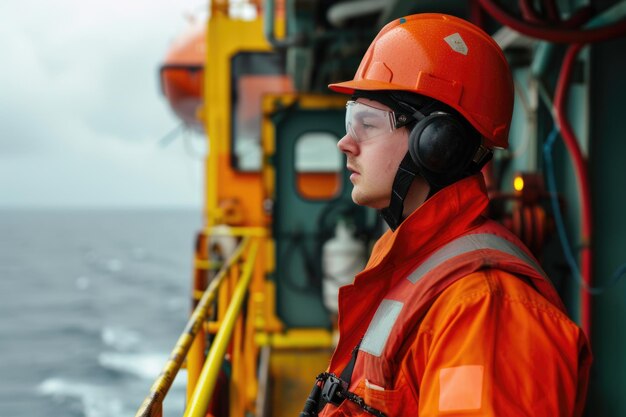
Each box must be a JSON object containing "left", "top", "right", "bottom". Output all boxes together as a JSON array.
[{"left": 294, "top": 132, "right": 342, "bottom": 200}]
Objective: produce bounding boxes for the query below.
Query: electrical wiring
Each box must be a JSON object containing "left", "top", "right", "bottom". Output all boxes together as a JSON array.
[
  {"left": 519, "top": 0, "right": 544, "bottom": 23},
  {"left": 536, "top": 78, "right": 555, "bottom": 115},
  {"left": 477, "top": 0, "right": 626, "bottom": 43},
  {"left": 482, "top": 0, "right": 626, "bottom": 336},
  {"left": 280, "top": 229, "right": 322, "bottom": 294},
  {"left": 480, "top": 0, "right": 626, "bottom": 342},
  {"left": 543, "top": 0, "right": 560, "bottom": 23},
  {"left": 544, "top": 127, "right": 626, "bottom": 295}
]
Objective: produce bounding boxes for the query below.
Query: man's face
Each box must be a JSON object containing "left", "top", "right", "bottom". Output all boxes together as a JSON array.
[{"left": 338, "top": 98, "right": 409, "bottom": 209}]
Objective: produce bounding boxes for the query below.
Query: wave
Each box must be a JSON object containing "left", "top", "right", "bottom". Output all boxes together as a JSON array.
[
  {"left": 37, "top": 378, "right": 129, "bottom": 417},
  {"left": 99, "top": 327, "right": 187, "bottom": 385},
  {"left": 82, "top": 251, "right": 125, "bottom": 275},
  {"left": 101, "top": 326, "right": 141, "bottom": 351},
  {"left": 98, "top": 352, "right": 186, "bottom": 387},
  {"left": 98, "top": 352, "right": 166, "bottom": 380}
]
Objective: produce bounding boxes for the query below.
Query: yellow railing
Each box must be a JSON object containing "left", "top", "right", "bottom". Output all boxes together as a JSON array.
[
  {"left": 184, "top": 238, "right": 260, "bottom": 416},
  {"left": 134, "top": 236, "right": 258, "bottom": 417}
]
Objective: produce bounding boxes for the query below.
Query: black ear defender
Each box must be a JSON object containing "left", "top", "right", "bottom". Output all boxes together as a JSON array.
[
  {"left": 407, "top": 108, "right": 488, "bottom": 190},
  {"left": 376, "top": 92, "right": 494, "bottom": 230}
]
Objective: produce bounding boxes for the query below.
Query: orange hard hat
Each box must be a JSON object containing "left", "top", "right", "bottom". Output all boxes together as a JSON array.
[{"left": 329, "top": 13, "right": 513, "bottom": 149}]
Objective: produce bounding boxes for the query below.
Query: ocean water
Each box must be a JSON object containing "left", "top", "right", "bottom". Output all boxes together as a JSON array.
[{"left": 0, "top": 209, "right": 202, "bottom": 417}]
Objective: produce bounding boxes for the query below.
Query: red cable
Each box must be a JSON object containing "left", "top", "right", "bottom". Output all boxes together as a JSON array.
[
  {"left": 478, "top": 0, "right": 626, "bottom": 43},
  {"left": 519, "top": 0, "right": 544, "bottom": 24},
  {"left": 543, "top": 0, "right": 561, "bottom": 22},
  {"left": 470, "top": 0, "right": 487, "bottom": 28},
  {"left": 561, "top": 6, "right": 594, "bottom": 29},
  {"left": 553, "top": 43, "right": 593, "bottom": 337}
]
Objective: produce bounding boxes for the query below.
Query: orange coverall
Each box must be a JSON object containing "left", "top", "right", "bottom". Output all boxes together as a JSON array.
[{"left": 320, "top": 175, "right": 591, "bottom": 416}]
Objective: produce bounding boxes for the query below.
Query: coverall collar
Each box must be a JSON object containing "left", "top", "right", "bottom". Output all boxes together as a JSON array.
[
  {"left": 361, "top": 173, "right": 489, "bottom": 279},
  {"left": 333, "top": 173, "right": 490, "bottom": 373}
]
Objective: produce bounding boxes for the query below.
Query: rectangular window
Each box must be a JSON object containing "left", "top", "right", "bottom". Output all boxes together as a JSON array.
[{"left": 231, "top": 52, "right": 294, "bottom": 171}]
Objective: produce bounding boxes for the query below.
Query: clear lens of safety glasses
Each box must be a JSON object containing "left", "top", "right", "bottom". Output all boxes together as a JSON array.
[{"left": 345, "top": 100, "right": 397, "bottom": 143}]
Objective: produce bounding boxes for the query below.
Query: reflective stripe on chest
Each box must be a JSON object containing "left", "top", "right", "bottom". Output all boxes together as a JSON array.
[{"left": 359, "top": 232, "right": 551, "bottom": 361}]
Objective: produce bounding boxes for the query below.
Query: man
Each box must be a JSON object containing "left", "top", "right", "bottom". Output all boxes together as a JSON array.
[{"left": 303, "top": 13, "right": 591, "bottom": 417}]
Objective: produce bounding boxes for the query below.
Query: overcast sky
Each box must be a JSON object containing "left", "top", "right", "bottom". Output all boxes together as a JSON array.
[{"left": 0, "top": 1, "right": 207, "bottom": 208}]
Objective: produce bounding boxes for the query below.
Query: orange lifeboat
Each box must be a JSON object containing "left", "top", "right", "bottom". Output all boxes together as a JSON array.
[{"left": 160, "top": 24, "right": 205, "bottom": 131}]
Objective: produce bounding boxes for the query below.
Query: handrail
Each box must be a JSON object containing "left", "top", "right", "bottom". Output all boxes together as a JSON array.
[
  {"left": 134, "top": 236, "right": 251, "bottom": 417},
  {"left": 183, "top": 238, "right": 260, "bottom": 417}
]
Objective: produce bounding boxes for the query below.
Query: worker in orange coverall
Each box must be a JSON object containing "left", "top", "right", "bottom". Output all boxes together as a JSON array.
[{"left": 299, "top": 13, "right": 592, "bottom": 417}]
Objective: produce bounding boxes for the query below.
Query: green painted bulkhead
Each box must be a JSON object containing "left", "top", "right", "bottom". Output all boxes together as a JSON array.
[
  {"left": 587, "top": 34, "right": 626, "bottom": 415},
  {"left": 269, "top": 98, "right": 378, "bottom": 327}
]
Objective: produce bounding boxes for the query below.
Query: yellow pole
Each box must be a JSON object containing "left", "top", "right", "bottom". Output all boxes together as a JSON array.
[
  {"left": 244, "top": 293, "right": 259, "bottom": 408},
  {"left": 186, "top": 334, "right": 205, "bottom": 402},
  {"left": 205, "top": 134, "right": 218, "bottom": 227},
  {"left": 230, "top": 311, "right": 244, "bottom": 417},
  {"left": 204, "top": 11, "right": 219, "bottom": 227},
  {"left": 135, "top": 237, "right": 250, "bottom": 417},
  {"left": 187, "top": 232, "right": 209, "bottom": 401},
  {"left": 183, "top": 239, "right": 260, "bottom": 417}
]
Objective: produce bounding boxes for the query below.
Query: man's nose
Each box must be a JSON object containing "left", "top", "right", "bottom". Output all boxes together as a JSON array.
[{"left": 337, "top": 133, "right": 359, "bottom": 155}]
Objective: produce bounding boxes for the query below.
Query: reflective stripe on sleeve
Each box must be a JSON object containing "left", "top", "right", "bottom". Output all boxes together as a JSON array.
[
  {"left": 406, "top": 233, "right": 547, "bottom": 284},
  {"left": 360, "top": 299, "right": 404, "bottom": 357}
]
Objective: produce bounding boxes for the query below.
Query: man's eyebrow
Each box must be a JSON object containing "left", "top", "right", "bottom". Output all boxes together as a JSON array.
[{"left": 355, "top": 109, "right": 381, "bottom": 118}]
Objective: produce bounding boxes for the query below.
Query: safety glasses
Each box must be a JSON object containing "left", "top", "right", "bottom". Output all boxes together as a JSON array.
[{"left": 345, "top": 100, "right": 408, "bottom": 143}]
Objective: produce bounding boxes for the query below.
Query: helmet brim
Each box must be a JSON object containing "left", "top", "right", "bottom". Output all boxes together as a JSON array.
[{"left": 328, "top": 79, "right": 408, "bottom": 95}]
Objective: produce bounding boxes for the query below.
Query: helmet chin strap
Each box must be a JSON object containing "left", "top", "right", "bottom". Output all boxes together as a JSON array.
[{"left": 380, "top": 153, "right": 420, "bottom": 231}]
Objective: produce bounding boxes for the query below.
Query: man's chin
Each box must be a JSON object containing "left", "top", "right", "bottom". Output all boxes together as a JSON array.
[
  {"left": 351, "top": 189, "right": 385, "bottom": 209},
  {"left": 350, "top": 188, "right": 365, "bottom": 206}
]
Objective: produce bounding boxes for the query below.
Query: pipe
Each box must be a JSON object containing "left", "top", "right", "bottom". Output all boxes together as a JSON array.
[
  {"left": 477, "top": 0, "right": 626, "bottom": 43},
  {"left": 553, "top": 43, "right": 592, "bottom": 337},
  {"left": 326, "top": 0, "right": 387, "bottom": 28}
]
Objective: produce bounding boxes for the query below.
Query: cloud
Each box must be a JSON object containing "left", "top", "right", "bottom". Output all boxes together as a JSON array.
[
  {"left": 0, "top": 127, "right": 205, "bottom": 207},
  {"left": 0, "top": 0, "right": 206, "bottom": 207}
]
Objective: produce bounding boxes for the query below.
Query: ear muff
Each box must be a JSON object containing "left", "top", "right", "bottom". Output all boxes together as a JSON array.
[{"left": 408, "top": 112, "right": 481, "bottom": 189}]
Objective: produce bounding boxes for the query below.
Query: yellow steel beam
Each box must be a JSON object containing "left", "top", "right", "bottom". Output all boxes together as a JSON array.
[
  {"left": 183, "top": 239, "right": 261, "bottom": 417},
  {"left": 255, "top": 328, "right": 335, "bottom": 349},
  {"left": 134, "top": 237, "right": 250, "bottom": 417},
  {"left": 205, "top": 226, "right": 268, "bottom": 237}
]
